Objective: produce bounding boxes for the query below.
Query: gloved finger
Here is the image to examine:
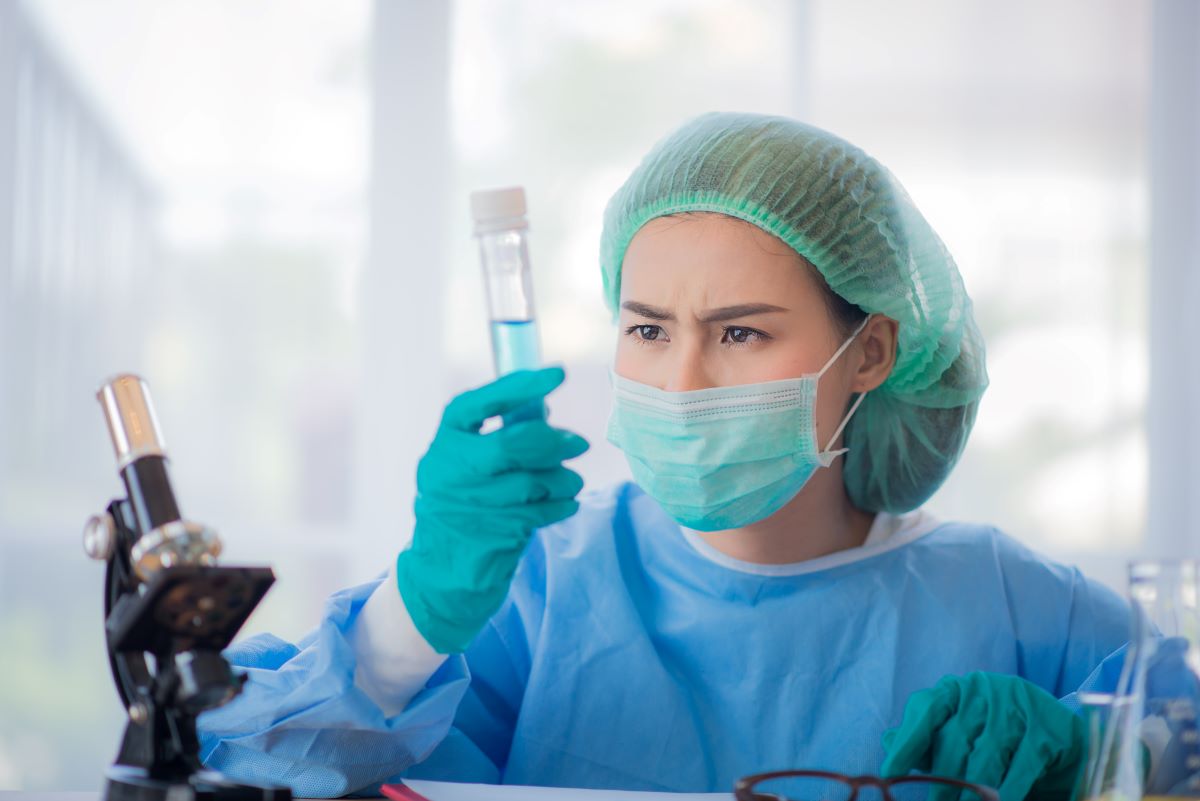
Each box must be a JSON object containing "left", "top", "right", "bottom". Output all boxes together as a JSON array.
[
  {"left": 475, "top": 423, "right": 590, "bottom": 473},
  {"left": 414, "top": 495, "right": 581, "bottom": 544},
  {"left": 441, "top": 367, "right": 566, "bottom": 432},
  {"left": 449, "top": 496, "right": 582, "bottom": 530},
  {"left": 430, "top": 467, "right": 585, "bottom": 506},
  {"left": 522, "top": 496, "right": 581, "bottom": 528},
  {"left": 995, "top": 736, "right": 1053, "bottom": 801},
  {"left": 958, "top": 739, "right": 1009, "bottom": 801},
  {"left": 1147, "top": 637, "right": 1199, "bottom": 700},
  {"left": 498, "top": 466, "right": 585, "bottom": 504},
  {"left": 881, "top": 680, "right": 963, "bottom": 778},
  {"left": 424, "top": 423, "right": 587, "bottom": 478},
  {"left": 927, "top": 715, "right": 974, "bottom": 801}
]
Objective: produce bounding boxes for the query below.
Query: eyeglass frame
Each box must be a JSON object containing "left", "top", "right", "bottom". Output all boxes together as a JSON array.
[{"left": 734, "top": 769, "right": 1001, "bottom": 801}]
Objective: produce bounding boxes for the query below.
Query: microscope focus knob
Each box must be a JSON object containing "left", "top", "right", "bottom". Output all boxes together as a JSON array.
[{"left": 84, "top": 513, "right": 117, "bottom": 561}]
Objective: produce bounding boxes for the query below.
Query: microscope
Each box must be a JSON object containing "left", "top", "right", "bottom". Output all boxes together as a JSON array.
[{"left": 83, "top": 375, "right": 292, "bottom": 801}]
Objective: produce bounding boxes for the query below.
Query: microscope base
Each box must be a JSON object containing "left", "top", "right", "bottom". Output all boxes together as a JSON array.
[{"left": 104, "top": 766, "right": 292, "bottom": 801}]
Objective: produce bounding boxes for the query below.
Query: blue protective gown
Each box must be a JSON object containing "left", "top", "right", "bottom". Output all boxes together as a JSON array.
[{"left": 197, "top": 482, "right": 1131, "bottom": 796}]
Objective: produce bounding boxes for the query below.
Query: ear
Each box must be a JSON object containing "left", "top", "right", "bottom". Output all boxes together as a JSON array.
[{"left": 851, "top": 315, "right": 899, "bottom": 393}]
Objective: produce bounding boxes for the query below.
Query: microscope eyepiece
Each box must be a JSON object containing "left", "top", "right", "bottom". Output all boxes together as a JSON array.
[
  {"left": 96, "top": 375, "right": 221, "bottom": 580},
  {"left": 98, "top": 375, "right": 167, "bottom": 470}
]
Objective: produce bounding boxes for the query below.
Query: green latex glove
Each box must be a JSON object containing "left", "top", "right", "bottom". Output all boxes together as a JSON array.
[
  {"left": 396, "top": 366, "right": 589, "bottom": 654},
  {"left": 881, "top": 672, "right": 1087, "bottom": 801}
]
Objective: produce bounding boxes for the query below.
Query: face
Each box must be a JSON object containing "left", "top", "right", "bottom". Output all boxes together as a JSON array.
[{"left": 614, "top": 212, "right": 897, "bottom": 448}]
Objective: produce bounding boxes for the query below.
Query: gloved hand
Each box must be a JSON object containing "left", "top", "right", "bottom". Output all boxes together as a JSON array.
[
  {"left": 395, "top": 366, "right": 589, "bottom": 654},
  {"left": 881, "top": 672, "right": 1087, "bottom": 801}
]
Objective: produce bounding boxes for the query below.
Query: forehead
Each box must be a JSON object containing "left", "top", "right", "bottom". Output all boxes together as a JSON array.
[{"left": 620, "top": 213, "right": 821, "bottom": 306}]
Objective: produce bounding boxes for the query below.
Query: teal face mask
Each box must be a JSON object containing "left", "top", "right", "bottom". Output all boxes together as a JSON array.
[{"left": 606, "top": 317, "right": 870, "bottom": 532}]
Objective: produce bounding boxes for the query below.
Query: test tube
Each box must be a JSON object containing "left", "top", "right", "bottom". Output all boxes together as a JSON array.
[{"left": 471, "top": 186, "right": 544, "bottom": 423}]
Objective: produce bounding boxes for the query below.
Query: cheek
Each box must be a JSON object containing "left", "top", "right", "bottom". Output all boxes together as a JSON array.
[
  {"left": 738, "top": 355, "right": 811, "bottom": 383},
  {"left": 725, "top": 342, "right": 826, "bottom": 384},
  {"left": 612, "top": 332, "right": 644, "bottom": 380}
]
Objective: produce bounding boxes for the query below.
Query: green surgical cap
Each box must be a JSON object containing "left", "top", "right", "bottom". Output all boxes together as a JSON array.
[{"left": 599, "top": 112, "right": 988, "bottom": 514}]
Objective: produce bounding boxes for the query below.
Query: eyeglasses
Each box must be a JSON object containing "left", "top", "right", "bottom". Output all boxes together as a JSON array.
[{"left": 734, "top": 770, "right": 1000, "bottom": 801}]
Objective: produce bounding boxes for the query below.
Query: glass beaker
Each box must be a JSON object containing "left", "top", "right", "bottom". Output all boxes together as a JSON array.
[
  {"left": 1131, "top": 560, "right": 1200, "bottom": 798},
  {"left": 1075, "top": 690, "right": 1146, "bottom": 801}
]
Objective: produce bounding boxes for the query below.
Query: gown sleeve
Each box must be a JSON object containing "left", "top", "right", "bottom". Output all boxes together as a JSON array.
[
  {"left": 1052, "top": 566, "right": 1134, "bottom": 699},
  {"left": 195, "top": 574, "right": 487, "bottom": 797},
  {"left": 197, "top": 535, "right": 549, "bottom": 796},
  {"left": 986, "top": 528, "right": 1131, "bottom": 700}
]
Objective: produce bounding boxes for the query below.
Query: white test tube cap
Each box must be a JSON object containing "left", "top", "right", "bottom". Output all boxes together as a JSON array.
[{"left": 470, "top": 186, "right": 529, "bottom": 235}]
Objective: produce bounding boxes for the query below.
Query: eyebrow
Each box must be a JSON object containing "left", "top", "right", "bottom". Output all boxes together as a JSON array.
[{"left": 620, "top": 301, "right": 788, "bottom": 323}]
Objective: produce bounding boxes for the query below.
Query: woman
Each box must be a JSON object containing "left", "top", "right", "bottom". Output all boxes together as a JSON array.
[{"left": 198, "top": 113, "right": 1129, "bottom": 800}]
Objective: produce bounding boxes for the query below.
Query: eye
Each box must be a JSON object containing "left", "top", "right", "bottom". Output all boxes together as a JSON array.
[
  {"left": 721, "top": 326, "right": 771, "bottom": 346},
  {"left": 624, "top": 324, "right": 669, "bottom": 344}
]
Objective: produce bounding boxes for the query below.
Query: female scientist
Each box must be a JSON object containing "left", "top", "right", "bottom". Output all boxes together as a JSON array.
[{"left": 197, "top": 113, "right": 1130, "bottom": 800}]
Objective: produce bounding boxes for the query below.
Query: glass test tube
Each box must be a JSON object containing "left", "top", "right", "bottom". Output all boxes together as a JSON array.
[{"left": 471, "top": 186, "right": 544, "bottom": 422}]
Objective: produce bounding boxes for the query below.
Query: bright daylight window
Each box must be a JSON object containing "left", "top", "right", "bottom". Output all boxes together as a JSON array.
[
  {"left": 0, "top": 0, "right": 1148, "bottom": 790},
  {"left": 0, "top": 0, "right": 370, "bottom": 788}
]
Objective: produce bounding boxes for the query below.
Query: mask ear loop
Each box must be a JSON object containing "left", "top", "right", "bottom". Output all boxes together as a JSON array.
[
  {"left": 822, "top": 391, "right": 868, "bottom": 455},
  {"left": 815, "top": 314, "right": 873, "bottom": 377},
  {"left": 816, "top": 314, "right": 874, "bottom": 457}
]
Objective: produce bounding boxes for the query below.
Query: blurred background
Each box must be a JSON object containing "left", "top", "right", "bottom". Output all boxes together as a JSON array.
[{"left": 1, "top": 0, "right": 1196, "bottom": 790}]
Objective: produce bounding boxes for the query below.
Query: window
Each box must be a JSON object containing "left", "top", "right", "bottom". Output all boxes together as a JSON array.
[{"left": 0, "top": 0, "right": 1151, "bottom": 789}]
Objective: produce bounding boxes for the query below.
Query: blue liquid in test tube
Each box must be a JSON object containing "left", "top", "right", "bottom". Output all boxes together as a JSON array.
[
  {"left": 490, "top": 319, "right": 544, "bottom": 423},
  {"left": 490, "top": 319, "right": 541, "bottom": 374}
]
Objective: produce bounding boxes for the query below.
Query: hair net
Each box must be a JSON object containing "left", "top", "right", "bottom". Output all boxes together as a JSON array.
[{"left": 599, "top": 111, "right": 988, "bottom": 514}]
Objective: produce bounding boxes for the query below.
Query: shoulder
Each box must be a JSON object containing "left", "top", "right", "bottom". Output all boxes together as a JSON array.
[
  {"left": 915, "top": 518, "right": 1077, "bottom": 581},
  {"left": 938, "top": 521, "right": 1131, "bottom": 692},
  {"left": 907, "top": 520, "right": 1060, "bottom": 568},
  {"left": 915, "top": 518, "right": 1129, "bottom": 629}
]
